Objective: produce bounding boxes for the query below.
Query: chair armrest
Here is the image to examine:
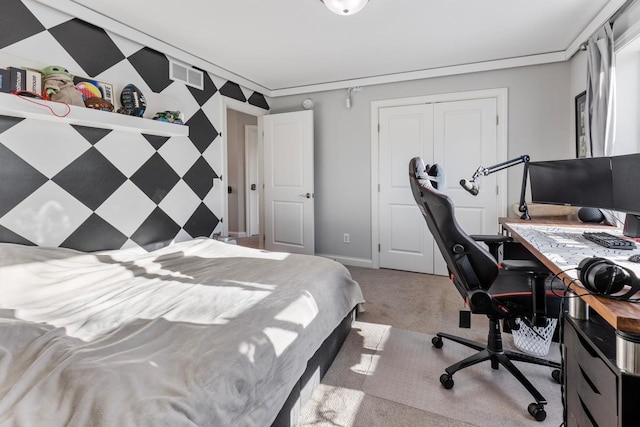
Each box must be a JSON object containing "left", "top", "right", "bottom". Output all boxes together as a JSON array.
[
  {"left": 470, "top": 234, "right": 512, "bottom": 260},
  {"left": 469, "top": 234, "right": 512, "bottom": 244},
  {"left": 501, "top": 259, "right": 548, "bottom": 273}
]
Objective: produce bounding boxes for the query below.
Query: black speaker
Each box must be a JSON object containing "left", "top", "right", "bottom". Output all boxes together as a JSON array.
[
  {"left": 578, "top": 207, "right": 604, "bottom": 224},
  {"left": 578, "top": 257, "right": 639, "bottom": 299}
]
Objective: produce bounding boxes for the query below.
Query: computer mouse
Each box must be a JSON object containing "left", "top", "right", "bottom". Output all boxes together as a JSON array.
[{"left": 628, "top": 254, "right": 640, "bottom": 263}]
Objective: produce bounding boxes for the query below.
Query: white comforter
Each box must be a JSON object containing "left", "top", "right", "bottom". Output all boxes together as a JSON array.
[{"left": 0, "top": 238, "right": 364, "bottom": 427}]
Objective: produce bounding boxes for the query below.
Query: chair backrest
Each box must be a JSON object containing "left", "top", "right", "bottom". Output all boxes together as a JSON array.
[{"left": 409, "top": 157, "right": 498, "bottom": 298}]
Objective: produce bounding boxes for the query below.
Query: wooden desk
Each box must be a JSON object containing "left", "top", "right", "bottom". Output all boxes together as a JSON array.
[
  {"left": 500, "top": 218, "right": 640, "bottom": 334},
  {"left": 500, "top": 218, "right": 640, "bottom": 426}
]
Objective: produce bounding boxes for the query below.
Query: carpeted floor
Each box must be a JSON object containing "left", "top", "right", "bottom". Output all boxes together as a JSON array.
[{"left": 295, "top": 266, "right": 563, "bottom": 427}]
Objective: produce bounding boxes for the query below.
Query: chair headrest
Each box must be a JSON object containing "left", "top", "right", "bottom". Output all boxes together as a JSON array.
[
  {"left": 410, "top": 157, "right": 446, "bottom": 191},
  {"left": 426, "top": 163, "right": 446, "bottom": 191}
]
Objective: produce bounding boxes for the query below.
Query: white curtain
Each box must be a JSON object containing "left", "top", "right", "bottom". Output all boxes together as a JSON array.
[{"left": 586, "top": 23, "right": 616, "bottom": 157}]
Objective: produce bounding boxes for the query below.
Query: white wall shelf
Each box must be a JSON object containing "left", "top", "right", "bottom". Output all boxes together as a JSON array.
[{"left": 0, "top": 93, "right": 189, "bottom": 137}]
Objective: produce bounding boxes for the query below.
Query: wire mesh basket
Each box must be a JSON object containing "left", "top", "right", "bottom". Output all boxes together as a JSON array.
[{"left": 512, "top": 317, "right": 558, "bottom": 356}]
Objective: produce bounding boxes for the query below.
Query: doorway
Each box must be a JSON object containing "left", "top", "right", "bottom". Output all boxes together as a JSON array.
[
  {"left": 221, "top": 97, "right": 267, "bottom": 248},
  {"left": 226, "top": 109, "right": 257, "bottom": 239},
  {"left": 221, "top": 99, "right": 314, "bottom": 254}
]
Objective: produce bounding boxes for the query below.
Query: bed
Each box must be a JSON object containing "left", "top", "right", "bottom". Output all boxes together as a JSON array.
[{"left": 0, "top": 237, "right": 364, "bottom": 426}]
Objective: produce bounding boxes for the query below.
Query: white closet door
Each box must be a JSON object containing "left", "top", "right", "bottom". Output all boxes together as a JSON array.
[
  {"left": 433, "top": 98, "right": 498, "bottom": 275},
  {"left": 379, "top": 104, "right": 435, "bottom": 273},
  {"left": 379, "top": 98, "right": 498, "bottom": 275}
]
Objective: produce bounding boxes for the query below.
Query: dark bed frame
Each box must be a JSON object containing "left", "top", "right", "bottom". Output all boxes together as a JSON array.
[{"left": 272, "top": 309, "right": 355, "bottom": 426}]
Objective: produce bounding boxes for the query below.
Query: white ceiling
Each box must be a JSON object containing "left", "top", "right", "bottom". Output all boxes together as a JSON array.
[{"left": 60, "top": 0, "right": 621, "bottom": 96}]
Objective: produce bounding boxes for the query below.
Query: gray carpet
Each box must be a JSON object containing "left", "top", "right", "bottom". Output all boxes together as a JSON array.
[{"left": 296, "top": 267, "right": 563, "bottom": 427}]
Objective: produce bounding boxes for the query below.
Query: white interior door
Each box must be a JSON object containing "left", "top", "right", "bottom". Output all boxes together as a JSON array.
[
  {"left": 379, "top": 104, "right": 435, "bottom": 273},
  {"left": 432, "top": 98, "right": 498, "bottom": 275},
  {"left": 379, "top": 98, "right": 498, "bottom": 275},
  {"left": 263, "top": 110, "right": 315, "bottom": 254},
  {"left": 245, "top": 125, "right": 259, "bottom": 236}
]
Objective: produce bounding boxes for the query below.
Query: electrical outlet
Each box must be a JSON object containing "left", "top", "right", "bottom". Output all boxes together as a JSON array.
[{"left": 343, "top": 233, "right": 350, "bottom": 243}]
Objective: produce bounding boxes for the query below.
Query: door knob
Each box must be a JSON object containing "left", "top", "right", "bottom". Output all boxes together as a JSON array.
[
  {"left": 251, "top": 184, "right": 256, "bottom": 191},
  {"left": 299, "top": 193, "right": 312, "bottom": 198}
]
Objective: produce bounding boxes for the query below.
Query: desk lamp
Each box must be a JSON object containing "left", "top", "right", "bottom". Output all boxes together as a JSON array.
[{"left": 460, "top": 155, "right": 531, "bottom": 220}]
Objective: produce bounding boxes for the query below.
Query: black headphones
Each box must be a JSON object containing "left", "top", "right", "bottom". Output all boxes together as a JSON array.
[{"left": 578, "top": 257, "right": 640, "bottom": 299}]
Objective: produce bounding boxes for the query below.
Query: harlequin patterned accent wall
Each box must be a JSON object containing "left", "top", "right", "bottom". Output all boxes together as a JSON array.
[{"left": 0, "top": 0, "right": 270, "bottom": 251}]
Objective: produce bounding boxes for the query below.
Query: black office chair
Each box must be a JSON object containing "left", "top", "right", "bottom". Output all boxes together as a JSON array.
[{"left": 409, "top": 157, "right": 561, "bottom": 422}]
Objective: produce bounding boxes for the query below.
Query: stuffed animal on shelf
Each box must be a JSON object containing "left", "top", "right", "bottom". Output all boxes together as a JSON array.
[{"left": 40, "top": 65, "right": 85, "bottom": 106}]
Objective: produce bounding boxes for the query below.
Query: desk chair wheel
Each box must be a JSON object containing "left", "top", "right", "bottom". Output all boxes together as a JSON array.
[
  {"left": 432, "top": 336, "right": 443, "bottom": 348},
  {"left": 552, "top": 368, "right": 562, "bottom": 383},
  {"left": 439, "top": 373, "right": 454, "bottom": 389},
  {"left": 527, "top": 403, "right": 546, "bottom": 422}
]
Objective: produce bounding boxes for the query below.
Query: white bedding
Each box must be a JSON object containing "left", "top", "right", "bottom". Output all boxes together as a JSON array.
[{"left": 0, "top": 238, "right": 364, "bottom": 427}]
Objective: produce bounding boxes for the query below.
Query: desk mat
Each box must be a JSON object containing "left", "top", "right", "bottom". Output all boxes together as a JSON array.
[{"left": 507, "top": 223, "right": 640, "bottom": 278}]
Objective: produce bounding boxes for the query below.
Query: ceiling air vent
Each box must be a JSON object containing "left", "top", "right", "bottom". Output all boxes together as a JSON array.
[{"left": 169, "top": 60, "right": 204, "bottom": 90}]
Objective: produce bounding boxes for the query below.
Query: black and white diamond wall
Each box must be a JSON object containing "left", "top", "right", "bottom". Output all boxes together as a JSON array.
[{"left": 0, "top": 0, "right": 270, "bottom": 252}]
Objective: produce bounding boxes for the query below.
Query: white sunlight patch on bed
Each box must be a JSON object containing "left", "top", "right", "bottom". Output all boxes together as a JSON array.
[
  {"left": 0, "top": 238, "right": 287, "bottom": 341},
  {"left": 262, "top": 292, "right": 320, "bottom": 356}
]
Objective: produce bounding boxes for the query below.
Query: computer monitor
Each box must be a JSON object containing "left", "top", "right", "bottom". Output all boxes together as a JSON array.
[
  {"left": 528, "top": 157, "right": 613, "bottom": 209},
  {"left": 611, "top": 153, "right": 640, "bottom": 216}
]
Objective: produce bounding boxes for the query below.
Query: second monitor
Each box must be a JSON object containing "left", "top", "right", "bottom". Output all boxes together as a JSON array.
[{"left": 528, "top": 156, "right": 613, "bottom": 209}]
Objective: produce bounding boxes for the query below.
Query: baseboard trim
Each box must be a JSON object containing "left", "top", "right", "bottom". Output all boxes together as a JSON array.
[
  {"left": 229, "top": 231, "right": 247, "bottom": 238},
  {"left": 316, "top": 253, "right": 373, "bottom": 268}
]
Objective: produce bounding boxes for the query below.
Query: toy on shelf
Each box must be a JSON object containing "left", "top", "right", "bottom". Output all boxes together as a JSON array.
[
  {"left": 119, "top": 84, "right": 146, "bottom": 117},
  {"left": 73, "top": 76, "right": 114, "bottom": 104},
  {"left": 153, "top": 111, "right": 184, "bottom": 125},
  {"left": 40, "top": 65, "right": 84, "bottom": 107},
  {"left": 75, "top": 81, "right": 102, "bottom": 101},
  {"left": 84, "top": 97, "right": 114, "bottom": 112}
]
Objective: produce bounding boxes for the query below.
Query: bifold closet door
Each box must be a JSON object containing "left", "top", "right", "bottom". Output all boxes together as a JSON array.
[
  {"left": 379, "top": 97, "right": 498, "bottom": 275},
  {"left": 379, "top": 104, "right": 435, "bottom": 274}
]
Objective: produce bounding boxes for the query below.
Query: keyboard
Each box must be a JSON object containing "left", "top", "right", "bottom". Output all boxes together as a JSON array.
[{"left": 582, "top": 231, "right": 637, "bottom": 250}]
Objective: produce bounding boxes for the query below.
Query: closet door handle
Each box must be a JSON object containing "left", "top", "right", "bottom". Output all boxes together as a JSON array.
[{"left": 299, "top": 193, "right": 312, "bottom": 198}]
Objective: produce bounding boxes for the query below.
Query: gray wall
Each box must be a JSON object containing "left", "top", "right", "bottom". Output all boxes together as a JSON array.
[
  {"left": 270, "top": 61, "right": 572, "bottom": 263},
  {"left": 569, "top": 50, "right": 587, "bottom": 152}
]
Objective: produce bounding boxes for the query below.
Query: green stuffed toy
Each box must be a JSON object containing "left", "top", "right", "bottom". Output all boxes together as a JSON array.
[{"left": 41, "top": 65, "right": 85, "bottom": 107}]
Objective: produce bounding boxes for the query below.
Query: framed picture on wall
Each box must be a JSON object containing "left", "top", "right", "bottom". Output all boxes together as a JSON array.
[{"left": 575, "top": 91, "right": 588, "bottom": 158}]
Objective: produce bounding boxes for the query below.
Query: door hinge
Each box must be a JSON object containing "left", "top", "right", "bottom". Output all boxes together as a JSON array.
[
  {"left": 378, "top": 123, "right": 380, "bottom": 133},
  {"left": 496, "top": 115, "right": 499, "bottom": 125},
  {"left": 378, "top": 184, "right": 380, "bottom": 192},
  {"left": 378, "top": 243, "right": 381, "bottom": 252},
  {"left": 496, "top": 186, "right": 499, "bottom": 195}
]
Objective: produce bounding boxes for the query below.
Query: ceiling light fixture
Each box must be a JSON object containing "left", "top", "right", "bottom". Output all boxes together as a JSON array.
[{"left": 321, "top": 0, "right": 368, "bottom": 16}]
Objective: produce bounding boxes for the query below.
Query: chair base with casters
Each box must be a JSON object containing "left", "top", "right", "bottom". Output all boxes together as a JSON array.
[
  {"left": 409, "top": 157, "right": 563, "bottom": 422},
  {"left": 432, "top": 316, "right": 561, "bottom": 422}
]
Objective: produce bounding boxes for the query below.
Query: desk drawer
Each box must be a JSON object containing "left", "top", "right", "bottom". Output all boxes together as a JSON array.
[{"left": 565, "top": 320, "right": 618, "bottom": 427}]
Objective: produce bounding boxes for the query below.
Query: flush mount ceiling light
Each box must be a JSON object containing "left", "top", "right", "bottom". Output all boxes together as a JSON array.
[{"left": 321, "top": 0, "right": 368, "bottom": 16}]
